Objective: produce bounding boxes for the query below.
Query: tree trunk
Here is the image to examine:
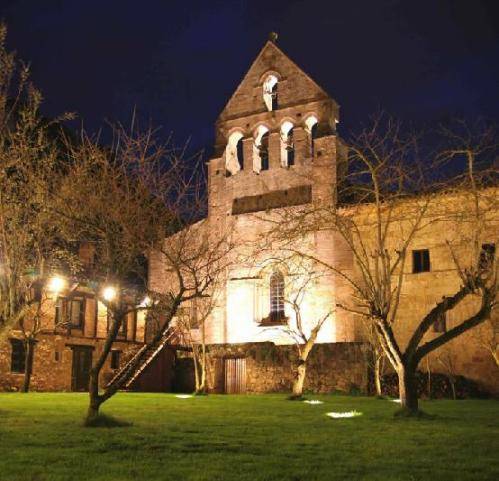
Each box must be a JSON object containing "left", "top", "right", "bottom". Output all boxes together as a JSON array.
[
  {"left": 193, "top": 346, "right": 200, "bottom": 392},
  {"left": 21, "top": 339, "right": 34, "bottom": 393},
  {"left": 86, "top": 366, "right": 102, "bottom": 424},
  {"left": 491, "top": 350, "right": 499, "bottom": 369},
  {"left": 374, "top": 355, "right": 382, "bottom": 397},
  {"left": 397, "top": 364, "right": 419, "bottom": 414},
  {"left": 449, "top": 376, "right": 456, "bottom": 400},
  {"left": 292, "top": 360, "right": 307, "bottom": 398},
  {"left": 86, "top": 394, "right": 102, "bottom": 424}
]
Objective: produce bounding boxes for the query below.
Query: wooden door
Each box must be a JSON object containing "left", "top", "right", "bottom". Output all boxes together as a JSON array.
[
  {"left": 71, "top": 346, "right": 93, "bottom": 392},
  {"left": 224, "top": 358, "right": 246, "bottom": 394}
]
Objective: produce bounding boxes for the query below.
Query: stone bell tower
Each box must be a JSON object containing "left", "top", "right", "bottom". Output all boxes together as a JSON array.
[{"left": 205, "top": 38, "right": 354, "bottom": 344}]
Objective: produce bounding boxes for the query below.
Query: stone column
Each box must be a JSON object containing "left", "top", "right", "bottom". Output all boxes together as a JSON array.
[
  {"left": 292, "top": 126, "right": 308, "bottom": 166},
  {"left": 243, "top": 137, "right": 256, "bottom": 172}
]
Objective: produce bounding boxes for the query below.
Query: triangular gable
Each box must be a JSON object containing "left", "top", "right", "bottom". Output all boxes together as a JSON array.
[{"left": 218, "top": 41, "right": 333, "bottom": 122}]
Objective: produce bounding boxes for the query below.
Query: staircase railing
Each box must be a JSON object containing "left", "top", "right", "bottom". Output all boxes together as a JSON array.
[
  {"left": 105, "top": 326, "right": 178, "bottom": 390},
  {"left": 124, "top": 328, "right": 178, "bottom": 388}
]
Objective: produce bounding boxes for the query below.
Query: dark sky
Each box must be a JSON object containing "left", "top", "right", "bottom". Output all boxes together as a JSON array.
[{"left": 1, "top": 0, "right": 498, "bottom": 155}]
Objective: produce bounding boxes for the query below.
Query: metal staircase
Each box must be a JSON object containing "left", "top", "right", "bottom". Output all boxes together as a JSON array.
[{"left": 105, "top": 327, "right": 178, "bottom": 391}]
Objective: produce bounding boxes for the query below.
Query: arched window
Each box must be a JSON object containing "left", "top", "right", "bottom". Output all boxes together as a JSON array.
[
  {"left": 280, "top": 121, "right": 295, "bottom": 167},
  {"left": 269, "top": 270, "right": 285, "bottom": 322},
  {"left": 236, "top": 137, "right": 244, "bottom": 170},
  {"left": 225, "top": 131, "right": 244, "bottom": 175},
  {"left": 263, "top": 75, "right": 278, "bottom": 111},
  {"left": 253, "top": 125, "right": 270, "bottom": 173},
  {"left": 260, "top": 132, "right": 269, "bottom": 170},
  {"left": 305, "top": 115, "right": 319, "bottom": 158}
]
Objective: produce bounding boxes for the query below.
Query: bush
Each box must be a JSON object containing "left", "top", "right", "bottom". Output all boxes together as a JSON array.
[{"left": 378, "top": 371, "right": 489, "bottom": 399}]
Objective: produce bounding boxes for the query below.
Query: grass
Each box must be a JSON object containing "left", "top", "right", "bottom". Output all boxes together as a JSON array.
[{"left": 0, "top": 393, "right": 498, "bottom": 481}]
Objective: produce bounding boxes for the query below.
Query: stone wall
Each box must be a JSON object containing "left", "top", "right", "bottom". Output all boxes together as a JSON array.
[
  {"left": 0, "top": 332, "right": 142, "bottom": 392},
  {"left": 174, "top": 341, "right": 370, "bottom": 394}
]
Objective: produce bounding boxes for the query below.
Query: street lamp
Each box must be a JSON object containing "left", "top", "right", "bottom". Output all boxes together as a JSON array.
[
  {"left": 47, "top": 275, "right": 66, "bottom": 293},
  {"left": 102, "top": 286, "right": 117, "bottom": 302}
]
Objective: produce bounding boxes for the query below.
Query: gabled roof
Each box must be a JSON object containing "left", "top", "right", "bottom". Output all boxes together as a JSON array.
[{"left": 217, "top": 40, "right": 334, "bottom": 122}]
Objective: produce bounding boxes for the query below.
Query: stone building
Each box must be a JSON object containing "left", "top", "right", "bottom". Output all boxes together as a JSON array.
[
  {"left": 1, "top": 40, "right": 497, "bottom": 395},
  {"left": 0, "top": 244, "right": 148, "bottom": 392},
  {"left": 149, "top": 39, "right": 498, "bottom": 395}
]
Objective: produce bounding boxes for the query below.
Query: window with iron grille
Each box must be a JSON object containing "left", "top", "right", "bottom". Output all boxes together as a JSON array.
[
  {"left": 412, "top": 249, "right": 430, "bottom": 273},
  {"left": 10, "top": 339, "right": 26, "bottom": 373},
  {"left": 269, "top": 270, "right": 285, "bottom": 322}
]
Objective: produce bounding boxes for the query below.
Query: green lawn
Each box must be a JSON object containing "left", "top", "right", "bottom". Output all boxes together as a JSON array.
[{"left": 0, "top": 393, "right": 498, "bottom": 481}]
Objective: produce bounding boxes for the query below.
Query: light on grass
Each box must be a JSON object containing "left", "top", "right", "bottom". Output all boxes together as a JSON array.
[
  {"left": 390, "top": 399, "right": 402, "bottom": 403},
  {"left": 303, "top": 400, "right": 323, "bottom": 405},
  {"left": 326, "top": 411, "right": 363, "bottom": 419},
  {"left": 47, "top": 275, "right": 65, "bottom": 293},
  {"left": 102, "top": 286, "right": 117, "bottom": 302},
  {"left": 175, "top": 394, "right": 193, "bottom": 399}
]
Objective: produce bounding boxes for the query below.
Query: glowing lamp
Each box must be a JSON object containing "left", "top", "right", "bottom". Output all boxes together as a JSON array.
[
  {"left": 47, "top": 276, "right": 65, "bottom": 293},
  {"left": 102, "top": 286, "right": 117, "bottom": 302}
]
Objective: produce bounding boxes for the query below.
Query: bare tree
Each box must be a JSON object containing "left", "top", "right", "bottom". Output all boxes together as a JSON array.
[
  {"left": 176, "top": 295, "right": 216, "bottom": 395},
  {"left": 261, "top": 256, "right": 330, "bottom": 399},
  {"left": 471, "top": 317, "right": 499, "bottom": 368},
  {"left": 0, "top": 23, "right": 74, "bottom": 359},
  {"left": 361, "top": 318, "right": 387, "bottom": 397},
  {"left": 435, "top": 346, "right": 458, "bottom": 400},
  {"left": 57, "top": 126, "right": 230, "bottom": 422},
  {"left": 267, "top": 115, "right": 497, "bottom": 414},
  {"left": 16, "top": 282, "right": 77, "bottom": 392}
]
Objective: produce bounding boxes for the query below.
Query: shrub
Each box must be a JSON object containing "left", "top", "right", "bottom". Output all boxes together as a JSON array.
[{"left": 378, "top": 371, "right": 489, "bottom": 399}]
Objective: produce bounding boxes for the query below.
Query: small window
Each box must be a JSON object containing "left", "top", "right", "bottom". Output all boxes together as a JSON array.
[
  {"left": 305, "top": 116, "right": 319, "bottom": 158},
  {"left": 479, "top": 243, "right": 495, "bottom": 271},
  {"left": 281, "top": 121, "right": 295, "bottom": 167},
  {"left": 225, "top": 131, "right": 244, "bottom": 175},
  {"left": 286, "top": 128, "right": 295, "bottom": 166},
  {"left": 56, "top": 296, "right": 85, "bottom": 329},
  {"left": 68, "top": 298, "right": 85, "bottom": 329},
  {"left": 269, "top": 270, "right": 285, "bottom": 322},
  {"left": 310, "top": 123, "right": 318, "bottom": 156},
  {"left": 236, "top": 137, "right": 244, "bottom": 170},
  {"left": 433, "top": 312, "right": 446, "bottom": 333},
  {"left": 263, "top": 75, "right": 278, "bottom": 111},
  {"left": 10, "top": 339, "right": 26, "bottom": 373},
  {"left": 413, "top": 249, "right": 430, "bottom": 273},
  {"left": 110, "top": 350, "right": 121, "bottom": 370},
  {"left": 260, "top": 132, "right": 270, "bottom": 171},
  {"left": 107, "top": 309, "right": 127, "bottom": 338},
  {"left": 54, "top": 351, "right": 60, "bottom": 362}
]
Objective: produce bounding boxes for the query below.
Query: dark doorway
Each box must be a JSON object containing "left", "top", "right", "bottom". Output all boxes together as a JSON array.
[{"left": 71, "top": 346, "right": 93, "bottom": 392}]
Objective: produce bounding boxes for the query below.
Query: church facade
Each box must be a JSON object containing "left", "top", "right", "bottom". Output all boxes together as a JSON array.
[
  {"left": 1, "top": 40, "right": 496, "bottom": 395},
  {"left": 150, "top": 40, "right": 498, "bottom": 395}
]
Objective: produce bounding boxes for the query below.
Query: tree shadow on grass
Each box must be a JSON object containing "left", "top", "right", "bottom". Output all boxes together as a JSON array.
[
  {"left": 394, "top": 408, "right": 437, "bottom": 420},
  {"left": 83, "top": 413, "right": 132, "bottom": 428}
]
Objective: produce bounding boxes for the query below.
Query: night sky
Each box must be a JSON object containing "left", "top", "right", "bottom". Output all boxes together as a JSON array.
[{"left": 1, "top": 0, "right": 498, "bottom": 156}]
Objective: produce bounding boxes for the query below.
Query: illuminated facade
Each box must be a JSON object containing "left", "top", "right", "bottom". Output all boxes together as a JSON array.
[
  {"left": 150, "top": 40, "right": 498, "bottom": 394},
  {"left": 158, "top": 40, "right": 356, "bottom": 347}
]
